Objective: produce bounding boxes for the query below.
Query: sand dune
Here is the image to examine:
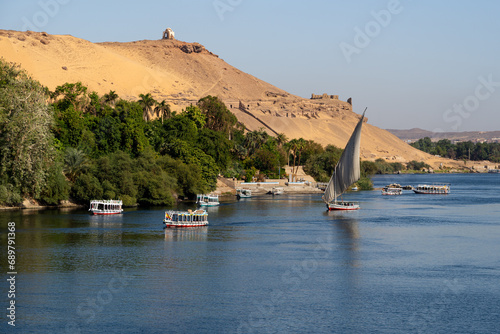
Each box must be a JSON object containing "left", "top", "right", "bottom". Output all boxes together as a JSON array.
[{"left": 2, "top": 29, "right": 492, "bottom": 170}]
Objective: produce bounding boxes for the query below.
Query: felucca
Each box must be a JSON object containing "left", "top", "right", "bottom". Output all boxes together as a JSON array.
[{"left": 323, "top": 108, "right": 366, "bottom": 211}]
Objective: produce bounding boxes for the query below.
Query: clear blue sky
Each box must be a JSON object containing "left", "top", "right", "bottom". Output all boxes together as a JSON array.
[{"left": 2, "top": 0, "right": 500, "bottom": 132}]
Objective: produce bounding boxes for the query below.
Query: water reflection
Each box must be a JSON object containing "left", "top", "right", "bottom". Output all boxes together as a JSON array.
[
  {"left": 324, "top": 211, "right": 361, "bottom": 267},
  {"left": 164, "top": 227, "right": 208, "bottom": 241}
]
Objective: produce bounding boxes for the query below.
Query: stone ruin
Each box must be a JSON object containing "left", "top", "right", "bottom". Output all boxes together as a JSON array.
[
  {"left": 311, "top": 93, "right": 339, "bottom": 100},
  {"left": 162, "top": 28, "right": 175, "bottom": 40}
]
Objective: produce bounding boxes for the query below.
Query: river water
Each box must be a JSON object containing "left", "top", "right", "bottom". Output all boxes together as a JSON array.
[{"left": 1, "top": 173, "right": 499, "bottom": 333}]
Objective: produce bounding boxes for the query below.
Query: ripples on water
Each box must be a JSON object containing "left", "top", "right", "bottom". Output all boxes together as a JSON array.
[{"left": 1, "top": 174, "right": 499, "bottom": 333}]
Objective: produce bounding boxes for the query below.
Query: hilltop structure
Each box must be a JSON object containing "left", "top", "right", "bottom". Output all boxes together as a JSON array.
[{"left": 162, "top": 28, "right": 175, "bottom": 40}]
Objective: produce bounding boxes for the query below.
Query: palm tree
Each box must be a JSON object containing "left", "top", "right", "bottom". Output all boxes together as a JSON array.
[
  {"left": 244, "top": 128, "right": 268, "bottom": 156},
  {"left": 276, "top": 133, "right": 288, "bottom": 148},
  {"left": 63, "top": 147, "right": 89, "bottom": 182},
  {"left": 294, "top": 138, "right": 307, "bottom": 175},
  {"left": 288, "top": 139, "right": 299, "bottom": 175},
  {"left": 154, "top": 100, "right": 171, "bottom": 123},
  {"left": 138, "top": 93, "right": 157, "bottom": 121},
  {"left": 103, "top": 90, "right": 119, "bottom": 106}
]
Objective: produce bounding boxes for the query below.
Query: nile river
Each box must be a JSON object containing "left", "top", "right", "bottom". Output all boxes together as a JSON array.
[{"left": 1, "top": 173, "right": 499, "bottom": 333}]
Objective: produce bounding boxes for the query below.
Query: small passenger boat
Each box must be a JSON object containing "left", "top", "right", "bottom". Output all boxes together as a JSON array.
[
  {"left": 163, "top": 209, "right": 209, "bottom": 228},
  {"left": 236, "top": 188, "right": 252, "bottom": 199},
  {"left": 413, "top": 184, "right": 450, "bottom": 194},
  {"left": 270, "top": 187, "right": 284, "bottom": 195},
  {"left": 197, "top": 194, "right": 220, "bottom": 206},
  {"left": 382, "top": 187, "right": 403, "bottom": 195},
  {"left": 89, "top": 200, "right": 123, "bottom": 215}
]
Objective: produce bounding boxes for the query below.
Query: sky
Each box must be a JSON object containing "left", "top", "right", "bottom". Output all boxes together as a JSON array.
[{"left": 1, "top": 0, "right": 500, "bottom": 132}]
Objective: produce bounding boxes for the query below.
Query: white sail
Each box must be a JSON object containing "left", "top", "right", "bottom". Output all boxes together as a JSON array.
[{"left": 323, "top": 109, "right": 366, "bottom": 204}]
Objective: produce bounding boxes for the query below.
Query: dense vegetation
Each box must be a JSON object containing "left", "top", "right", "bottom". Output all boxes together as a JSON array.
[
  {"left": 0, "top": 59, "right": 377, "bottom": 206},
  {"left": 411, "top": 137, "right": 500, "bottom": 163}
]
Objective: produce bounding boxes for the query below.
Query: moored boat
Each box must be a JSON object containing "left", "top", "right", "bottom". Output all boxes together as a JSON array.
[
  {"left": 236, "top": 188, "right": 252, "bottom": 199},
  {"left": 382, "top": 187, "right": 403, "bottom": 195},
  {"left": 413, "top": 184, "right": 450, "bottom": 194},
  {"left": 163, "top": 209, "right": 209, "bottom": 228},
  {"left": 271, "top": 187, "right": 284, "bottom": 195},
  {"left": 323, "top": 108, "right": 366, "bottom": 211},
  {"left": 197, "top": 194, "right": 220, "bottom": 206},
  {"left": 89, "top": 200, "right": 123, "bottom": 215}
]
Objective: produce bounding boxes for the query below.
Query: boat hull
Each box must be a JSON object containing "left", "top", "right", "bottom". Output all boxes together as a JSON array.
[
  {"left": 164, "top": 221, "right": 209, "bottom": 228},
  {"left": 412, "top": 184, "right": 450, "bottom": 194},
  {"left": 91, "top": 211, "right": 122, "bottom": 215},
  {"left": 327, "top": 202, "right": 360, "bottom": 211},
  {"left": 413, "top": 190, "right": 449, "bottom": 194},
  {"left": 199, "top": 202, "right": 219, "bottom": 206}
]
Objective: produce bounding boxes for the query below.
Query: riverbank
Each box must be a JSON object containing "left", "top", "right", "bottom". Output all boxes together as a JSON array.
[{"left": 0, "top": 198, "right": 84, "bottom": 211}]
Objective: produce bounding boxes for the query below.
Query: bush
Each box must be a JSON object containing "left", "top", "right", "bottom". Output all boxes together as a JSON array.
[
  {"left": 406, "top": 160, "right": 430, "bottom": 171},
  {"left": 0, "top": 184, "right": 22, "bottom": 206},
  {"left": 38, "top": 166, "right": 70, "bottom": 205},
  {"left": 72, "top": 174, "right": 103, "bottom": 202},
  {"left": 120, "top": 195, "right": 137, "bottom": 207},
  {"left": 356, "top": 177, "right": 373, "bottom": 190}
]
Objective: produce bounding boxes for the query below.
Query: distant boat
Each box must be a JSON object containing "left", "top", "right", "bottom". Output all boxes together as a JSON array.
[
  {"left": 89, "top": 200, "right": 123, "bottom": 215},
  {"left": 382, "top": 187, "right": 403, "bottom": 195},
  {"left": 163, "top": 209, "right": 208, "bottom": 228},
  {"left": 488, "top": 169, "right": 500, "bottom": 173},
  {"left": 351, "top": 186, "right": 358, "bottom": 191},
  {"left": 197, "top": 194, "right": 220, "bottom": 206},
  {"left": 270, "top": 187, "right": 284, "bottom": 195},
  {"left": 323, "top": 108, "right": 366, "bottom": 211},
  {"left": 413, "top": 184, "right": 450, "bottom": 194},
  {"left": 236, "top": 188, "right": 252, "bottom": 199}
]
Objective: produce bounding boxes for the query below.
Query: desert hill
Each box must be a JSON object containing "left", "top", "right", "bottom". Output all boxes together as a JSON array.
[{"left": 1, "top": 29, "right": 492, "bottom": 170}]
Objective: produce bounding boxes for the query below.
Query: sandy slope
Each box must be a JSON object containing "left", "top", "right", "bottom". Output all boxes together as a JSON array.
[{"left": 1, "top": 29, "right": 493, "bottom": 170}]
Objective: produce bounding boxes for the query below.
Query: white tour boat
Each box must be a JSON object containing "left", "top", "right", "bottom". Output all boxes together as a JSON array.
[
  {"left": 197, "top": 194, "right": 220, "bottom": 206},
  {"left": 236, "top": 188, "right": 252, "bottom": 199},
  {"left": 323, "top": 108, "right": 367, "bottom": 211},
  {"left": 163, "top": 209, "right": 209, "bottom": 228},
  {"left": 89, "top": 200, "right": 123, "bottom": 215},
  {"left": 382, "top": 187, "right": 403, "bottom": 195},
  {"left": 413, "top": 184, "right": 450, "bottom": 194}
]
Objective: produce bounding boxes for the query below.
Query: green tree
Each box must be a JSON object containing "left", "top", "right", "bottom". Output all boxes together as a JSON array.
[
  {"left": 51, "top": 82, "right": 88, "bottom": 112},
  {"left": 0, "top": 60, "right": 56, "bottom": 198},
  {"left": 71, "top": 174, "right": 103, "bottom": 202},
  {"left": 197, "top": 95, "right": 240, "bottom": 136},
  {"left": 185, "top": 105, "right": 206, "bottom": 129}
]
